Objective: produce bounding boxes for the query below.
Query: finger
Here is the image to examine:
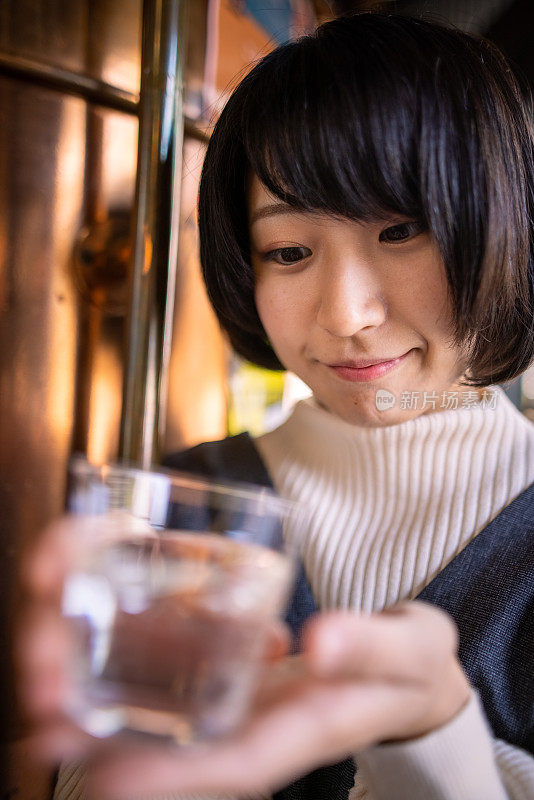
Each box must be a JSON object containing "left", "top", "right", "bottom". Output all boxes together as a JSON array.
[
  {"left": 302, "top": 601, "right": 459, "bottom": 682},
  {"left": 25, "top": 719, "right": 96, "bottom": 763},
  {"left": 84, "top": 664, "right": 332, "bottom": 799},
  {"left": 85, "top": 674, "right": 411, "bottom": 799},
  {"left": 263, "top": 620, "right": 291, "bottom": 662},
  {"left": 16, "top": 607, "right": 71, "bottom": 718},
  {"left": 84, "top": 684, "right": 347, "bottom": 799},
  {"left": 20, "top": 516, "right": 77, "bottom": 600}
]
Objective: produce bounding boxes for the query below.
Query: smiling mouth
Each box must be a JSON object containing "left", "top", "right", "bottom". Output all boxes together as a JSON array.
[
  {"left": 325, "top": 351, "right": 412, "bottom": 382},
  {"left": 329, "top": 355, "right": 407, "bottom": 369}
]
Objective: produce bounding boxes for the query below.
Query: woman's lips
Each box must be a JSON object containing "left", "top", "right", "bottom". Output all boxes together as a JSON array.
[{"left": 327, "top": 351, "right": 411, "bottom": 382}]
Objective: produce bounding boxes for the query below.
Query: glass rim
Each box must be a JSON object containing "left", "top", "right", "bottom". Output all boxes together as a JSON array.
[{"left": 69, "top": 453, "right": 295, "bottom": 517}]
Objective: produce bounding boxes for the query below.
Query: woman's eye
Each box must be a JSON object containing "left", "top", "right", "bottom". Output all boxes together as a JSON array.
[
  {"left": 264, "top": 246, "right": 312, "bottom": 265},
  {"left": 379, "top": 221, "right": 425, "bottom": 243}
]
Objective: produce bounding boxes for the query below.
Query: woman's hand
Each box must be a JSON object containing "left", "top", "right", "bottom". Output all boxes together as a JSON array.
[
  {"left": 18, "top": 519, "right": 471, "bottom": 800},
  {"left": 81, "top": 603, "right": 470, "bottom": 799},
  {"left": 17, "top": 517, "right": 95, "bottom": 761}
]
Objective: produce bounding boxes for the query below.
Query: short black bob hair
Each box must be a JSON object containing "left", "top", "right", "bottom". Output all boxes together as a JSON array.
[{"left": 198, "top": 12, "right": 534, "bottom": 386}]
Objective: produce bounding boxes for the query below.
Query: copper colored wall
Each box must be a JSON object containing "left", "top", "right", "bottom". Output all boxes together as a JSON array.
[{"left": 0, "top": 1, "right": 141, "bottom": 795}]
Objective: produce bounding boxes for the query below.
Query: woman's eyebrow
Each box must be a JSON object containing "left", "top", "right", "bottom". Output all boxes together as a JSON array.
[{"left": 250, "top": 203, "right": 303, "bottom": 226}]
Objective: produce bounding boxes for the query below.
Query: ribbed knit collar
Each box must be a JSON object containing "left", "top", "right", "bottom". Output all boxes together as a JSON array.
[{"left": 290, "top": 385, "right": 502, "bottom": 446}]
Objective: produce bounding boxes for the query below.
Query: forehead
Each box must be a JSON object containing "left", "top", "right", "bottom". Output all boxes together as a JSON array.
[
  {"left": 247, "top": 173, "right": 277, "bottom": 217},
  {"left": 247, "top": 174, "right": 341, "bottom": 234},
  {"left": 247, "top": 172, "right": 347, "bottom": 228},
  {"left": 247, "top": 173, "right": 315, "bottom": 230}
]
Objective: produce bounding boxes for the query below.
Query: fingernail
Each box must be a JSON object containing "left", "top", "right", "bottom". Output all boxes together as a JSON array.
[{"left": 310, "top": 626, "right": 347, "bottom": 674}]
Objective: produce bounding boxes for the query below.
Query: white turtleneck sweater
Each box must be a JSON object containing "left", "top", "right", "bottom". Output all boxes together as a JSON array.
[
  {"left": 256, "top": 386, "right": 534, "bottom": 614},
  {"left": 54, "top": 386, "right": 534, "bottom": 800}
]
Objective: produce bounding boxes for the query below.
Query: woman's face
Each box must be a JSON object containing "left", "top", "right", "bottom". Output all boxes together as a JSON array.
[{"left": 248, "top": 175, "right": 467, "bottom": 427}]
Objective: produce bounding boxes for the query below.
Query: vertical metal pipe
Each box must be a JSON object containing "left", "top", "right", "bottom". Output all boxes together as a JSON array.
[{"left": 119, "top": 0, "right": 187, "bottom": 468}]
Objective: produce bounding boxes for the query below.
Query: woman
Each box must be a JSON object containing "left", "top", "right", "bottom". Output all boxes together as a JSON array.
[{"left": 27, "top": 11, "right": 534, "bottom": 800}]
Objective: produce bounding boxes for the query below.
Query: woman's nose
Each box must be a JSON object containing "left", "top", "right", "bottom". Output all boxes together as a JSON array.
[{"left": 315, "top": 262, "right": 386, "bottom": 338}]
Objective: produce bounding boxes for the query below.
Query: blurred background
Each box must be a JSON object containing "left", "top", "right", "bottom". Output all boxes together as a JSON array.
[{"left": 1, "top": 0, "right": 533, "bottom": 795}]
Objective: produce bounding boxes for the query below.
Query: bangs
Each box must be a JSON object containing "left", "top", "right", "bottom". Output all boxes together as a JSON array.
[{"left": 240, "top": 21, "right": 428, "bottom": 223}]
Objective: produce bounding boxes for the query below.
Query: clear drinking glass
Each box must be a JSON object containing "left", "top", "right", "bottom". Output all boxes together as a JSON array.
[{"left": 62, "top": 456, "right": 297, "bottom": 744}]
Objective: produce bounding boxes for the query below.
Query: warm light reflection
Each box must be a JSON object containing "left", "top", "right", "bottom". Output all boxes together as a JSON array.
[
  {"left": 0, "top": 196, "right": 6, "bottom": 315},
  {"left": 98, "top": 3, "right": 142, "bottom": 95},
  {"left": 213, "top": 0, "right": 276, "bottom": 113},
  {"left": 54, "top": 99, "right": 86, "bottom": 263},
  {"left": 101, "top": 112, "right": 139, "bottom": 208},
  {"left": 48, "top": 100, "right": 85, "bottom": 446},
  {"left": 164, "top": 138, "right": 227, "bottom": 452},
  {"left": 87, "top": 341, "right": 123, "bottom": 465},
  {"left": 143, "top": 231, "right": 153, "bottom": 274}
]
